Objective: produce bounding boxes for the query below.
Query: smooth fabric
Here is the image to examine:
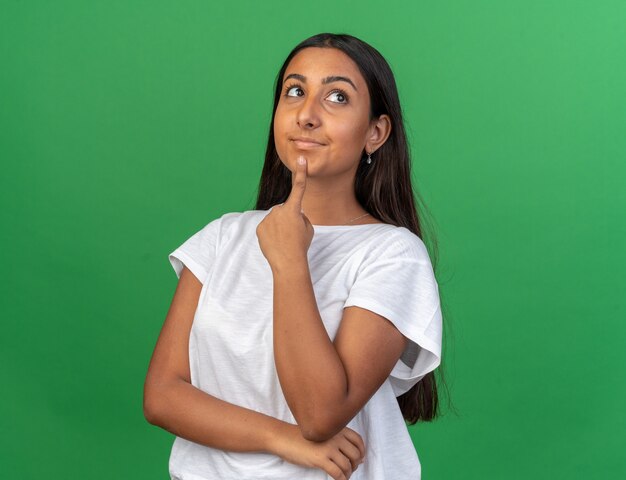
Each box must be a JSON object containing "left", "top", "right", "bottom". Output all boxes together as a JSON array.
[{"left": 166, "top": 208, "right": 442, "bottom": 480}]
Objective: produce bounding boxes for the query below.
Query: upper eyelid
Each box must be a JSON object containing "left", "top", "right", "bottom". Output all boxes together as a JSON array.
[{"left": 284, "top": 83, "right": 349, "bottom": 101}]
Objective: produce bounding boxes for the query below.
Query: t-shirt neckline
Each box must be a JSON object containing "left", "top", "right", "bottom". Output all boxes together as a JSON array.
[{"left": 312, "top": 223, "right": 388, "bottom": 230}]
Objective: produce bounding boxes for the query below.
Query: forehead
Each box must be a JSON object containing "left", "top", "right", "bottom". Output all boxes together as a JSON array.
[{"left": 283, "top": 47, "right": 366, "bottom": 88}]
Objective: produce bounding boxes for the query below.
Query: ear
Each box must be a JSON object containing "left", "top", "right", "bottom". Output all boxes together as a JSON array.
[{"left": 365, "top": 114, "right": 392, "bottom": 154}]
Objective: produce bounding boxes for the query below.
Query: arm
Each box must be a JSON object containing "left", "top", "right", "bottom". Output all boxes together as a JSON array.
[
  {"left": 143, "top": 266, "right": 294, "bottom": 454},
  {"left": 271, "top": 260, "right": 408, "bottom": 442}
]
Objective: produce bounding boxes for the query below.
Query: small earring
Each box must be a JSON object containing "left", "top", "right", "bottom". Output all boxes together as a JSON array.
[{"left": 366, "top": 150, "right": 373, "bottom": 164}]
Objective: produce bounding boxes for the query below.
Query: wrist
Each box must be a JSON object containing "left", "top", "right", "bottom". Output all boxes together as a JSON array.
[
  {"left": 271, "top": 258, "right": 310, "bottom": 278},
  {"left": 264, "top": 420, "right": 299, "bottom": 457}
]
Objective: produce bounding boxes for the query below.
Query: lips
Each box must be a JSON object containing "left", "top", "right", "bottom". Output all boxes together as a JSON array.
[{"left": 290, "top": 137, "right": 326, "bottom": 149}]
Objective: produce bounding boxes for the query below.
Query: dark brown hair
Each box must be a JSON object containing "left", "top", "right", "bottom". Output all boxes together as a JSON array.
[{"left": 254, "top": 32, "right": 450, "bottom": 424}]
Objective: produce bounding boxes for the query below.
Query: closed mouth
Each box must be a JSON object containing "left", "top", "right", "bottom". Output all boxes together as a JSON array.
[{"left": 290, "top": 138, "right": 326, "bottom": 148}]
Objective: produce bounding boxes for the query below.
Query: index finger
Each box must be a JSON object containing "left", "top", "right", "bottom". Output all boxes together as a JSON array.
[{"left": 284, "top": 155, "right": 307, "bottom": 211}]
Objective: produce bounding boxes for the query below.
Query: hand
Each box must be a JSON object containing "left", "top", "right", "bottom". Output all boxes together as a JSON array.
[
  {"left": 272, "top": 423, "right": 366, "bottom": 480},
  {"left": 256, "top": 155, "right": 314, "bottom": 272}
]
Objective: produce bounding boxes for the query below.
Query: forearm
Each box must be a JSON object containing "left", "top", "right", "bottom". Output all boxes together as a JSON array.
[
  {"left": 146, "top": 378, "right": 295, "bottom": 455},
  {"left": 271, "top": 260, "right": 348, "bottom": 437}
]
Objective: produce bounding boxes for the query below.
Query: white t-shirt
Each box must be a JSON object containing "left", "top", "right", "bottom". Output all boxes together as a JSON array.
[{"left": 167, "top": 207, "right": 442, "bottom": 480}]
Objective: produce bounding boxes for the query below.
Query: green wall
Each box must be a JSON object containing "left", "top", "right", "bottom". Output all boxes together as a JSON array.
[{"left": 1, "top": 1, "right": 624, "bottom": 478}]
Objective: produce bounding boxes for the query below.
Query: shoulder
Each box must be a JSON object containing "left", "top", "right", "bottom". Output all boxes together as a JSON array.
[
  {"left": 198, "top": 209, "right": 260, "bottom": 232},
  {"left": 365, "top": 226, "right": 430, "bottom": 263},
  {"left": 216, "top": 209, "right": 270, "bottom": 233},
  {"left": 199, "top": 209, "right": 271, "bottom": 248}
]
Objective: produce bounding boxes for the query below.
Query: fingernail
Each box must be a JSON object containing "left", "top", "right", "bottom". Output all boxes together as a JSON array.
[{"left": 298, "top": 156, "right": 306, "bottom": 165}]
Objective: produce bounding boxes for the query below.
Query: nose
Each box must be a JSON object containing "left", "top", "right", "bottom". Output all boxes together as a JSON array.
[{"left": 296, "top": 94, "right": 321, "bottom": 130}]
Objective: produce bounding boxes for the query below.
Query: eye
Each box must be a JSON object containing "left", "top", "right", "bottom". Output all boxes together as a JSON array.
[
  {"left": 284, "top": 83, "right": 304, "bottom": 97},
  {"left": 327, "top": 89, "right": 349, "bottom": 104}
]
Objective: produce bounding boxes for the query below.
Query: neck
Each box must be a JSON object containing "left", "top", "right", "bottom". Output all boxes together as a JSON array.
[{"left": 299, "top": 177, "right": 368, "bottom": 225}]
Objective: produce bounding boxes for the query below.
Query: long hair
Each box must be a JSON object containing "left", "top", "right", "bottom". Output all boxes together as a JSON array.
[{"left": 254, "top": 32, "right": 450, "bottom": 424}]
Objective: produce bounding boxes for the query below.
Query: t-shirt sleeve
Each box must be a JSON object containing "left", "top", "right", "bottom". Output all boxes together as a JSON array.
[
  {"left": 343, "top": 229, "right": 443, "bottom": 397},
  {"left": 168, "top": 216, "right": 222, "bottom": 285}
]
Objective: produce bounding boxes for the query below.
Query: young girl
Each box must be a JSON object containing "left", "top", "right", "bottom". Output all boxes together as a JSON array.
[{"left": 144, "top": 33, "right": 444, "bottom": 480}]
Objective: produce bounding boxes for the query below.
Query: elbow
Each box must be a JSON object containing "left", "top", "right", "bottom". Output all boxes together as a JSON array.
[
  {"left": 143, "top": 376, "right": 186, "bottom": 426},
  {"left": 143, "top": 400, "right": 159, "bottom": 426},
  {"left": 301, "top": 427, "right": 333, "bottom": 443},
  {"left": 299, "top": 416, "right": 339, "bottom": 443},
  {"left": 143, "top": 383, "right": 163, "bottom": 426},
  {"left": 295, "top": 393, "right": 349, "bottom": 442}
]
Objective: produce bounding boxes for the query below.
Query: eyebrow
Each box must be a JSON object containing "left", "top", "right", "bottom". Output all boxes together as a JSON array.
[{"left": 283, "top": 73, "right": 358, "bottom": 91}]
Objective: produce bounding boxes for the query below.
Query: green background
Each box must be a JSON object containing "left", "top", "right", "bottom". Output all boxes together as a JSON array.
[{"left": 1, "top": 1, "right": 624, "bottom": 478}]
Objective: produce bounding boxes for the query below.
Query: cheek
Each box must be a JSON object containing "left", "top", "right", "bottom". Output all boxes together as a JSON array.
[
  {"left": 273, "top": 105, "right": 290, "bottom": 136},
  {"left": 332, "top": 119, "right": 366, "bottom": 150},
  {"left": 273, "top": 113, "right": 288, "bottom": 159}
]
